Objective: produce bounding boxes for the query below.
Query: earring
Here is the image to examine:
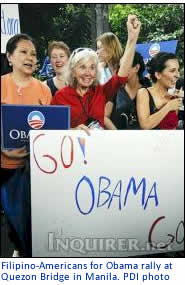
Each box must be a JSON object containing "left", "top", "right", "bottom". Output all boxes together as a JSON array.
[{"left": 9, "top": 62, "right": 12, "bottom": 66}]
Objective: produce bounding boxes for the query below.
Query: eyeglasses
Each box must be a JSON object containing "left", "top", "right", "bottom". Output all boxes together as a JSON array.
[{"left": 71, "top": 47, "right": 94, "bottom": 58}]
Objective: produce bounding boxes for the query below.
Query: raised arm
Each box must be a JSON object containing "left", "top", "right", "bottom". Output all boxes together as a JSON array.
[
  {"left": 102, "top": 15, "right": 141, "bottom": 99},
  {"left": 118, "top": 15, "right": 141, "bottom": 77}
]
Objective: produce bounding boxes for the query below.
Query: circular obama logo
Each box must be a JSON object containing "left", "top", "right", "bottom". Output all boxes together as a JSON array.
[
  {"left": 149, "top": 43, "right": 160, "bottom": 57},
  {"left": 27, "top": 110, "right": 45, "bottom": 129}
]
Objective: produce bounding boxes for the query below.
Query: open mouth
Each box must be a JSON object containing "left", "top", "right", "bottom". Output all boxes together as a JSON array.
[
  {"left": 24, "top": 63, "right": 33, "bottom": 68},
  {"left": 83, "top": 78, "right": 92, "bottom": 83}
]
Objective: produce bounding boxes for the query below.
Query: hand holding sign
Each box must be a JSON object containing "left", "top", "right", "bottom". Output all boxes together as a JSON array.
[
  {"left": 73, "top": 124, "right": 91, "bottom": 136},
  {"left": 2, "top": 146, "right": 29, "bottom": 159}
]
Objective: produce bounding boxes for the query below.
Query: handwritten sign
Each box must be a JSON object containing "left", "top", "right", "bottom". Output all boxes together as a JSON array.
[
  {"left": 1, "top": 4, "right": 21, "bottom": 53},
  {"left": 30, "top": 130, "right": 184, "bottom": 257}
]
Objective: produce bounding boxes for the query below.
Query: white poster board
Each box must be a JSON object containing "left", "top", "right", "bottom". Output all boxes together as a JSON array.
[
  {"left": 30, "top": 130, "right": 184, "bottom": 257},
  {"left": 1, "top": 4, "right": 21, "bottom": 53}
]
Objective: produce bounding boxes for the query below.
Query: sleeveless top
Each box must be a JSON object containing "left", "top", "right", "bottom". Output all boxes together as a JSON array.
[
  {"left": 110, "top": 87, "right": 140, "bottom": 130},
  {"left": 46, "top": 78, "right": 58, "bottom": 96},
  {"left": 110, "top": 77, "right": 152, "bottom": 130},
  {"left": 146, "top": 88, "right": 178, "bottom": 130}
]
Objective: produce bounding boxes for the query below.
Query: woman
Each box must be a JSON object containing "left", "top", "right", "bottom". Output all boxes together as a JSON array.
[
  {"left": 137, "top": 52, "right": 182, "bottom": 129},
  {"left": 1, "top": 33, "right": 52, "bottom": 177},
  {"left": 105, "top": 52, "right": 151, "bottom": 130},
  {"left": 96, "top": 32, "right": 123, "bottom": 84},
  {"left": 1, "top": 33, "right": 52, "bottom": 257},
  {"left": 44, "top": 41, "right": 70, "bottom": 96},
  {"left": 51, "top": 15, "right": 141, "bottom": 133}
]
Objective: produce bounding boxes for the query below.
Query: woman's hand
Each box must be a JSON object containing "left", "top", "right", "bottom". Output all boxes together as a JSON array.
[
  {"left": 174, "top": 88, "right": 184, "bottom": 98},
  {"left": 167, "top": 98, "right": 182, "bottom": 112},
  {"left": 168, "top": 87, "right": 184, "bottom": 98},
  {"left": 118, "top": 15, "right": 141, "bottom": 77},
  {"left": 71, "top": 124, "right": 91, "bottom": 136},
  {"left": 127, "top": 14, "right": 141, "bottom": 42},
  {"left": 2, "top": 146, "right": 29, "bottom": 159}
]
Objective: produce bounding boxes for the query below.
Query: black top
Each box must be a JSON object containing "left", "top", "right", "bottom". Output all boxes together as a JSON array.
[
  {"left": 110, "top": 87, "right": 140, "bottom": 129},
  {"left": 46, "top": 78, "right": 58, "bottom": 96},
  {"left": 110, "top": 87, "right": 160, "bottom": 130},
  {"left": 144, "top": 88, "right": 159, "bottom": 129},
  {"left": 146, "top": 88, "right": 158, "bottom": 114}
]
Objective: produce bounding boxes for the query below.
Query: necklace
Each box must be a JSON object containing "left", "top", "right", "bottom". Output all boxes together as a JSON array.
[
  {"left": 17, "top": 86, "right": 22, "bottom": 96},
  {"left": 56, "top": 77, "right": 64, "bottom": 82}
]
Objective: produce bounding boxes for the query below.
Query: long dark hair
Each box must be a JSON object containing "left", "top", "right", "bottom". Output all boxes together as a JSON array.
[{"left": 133, "top": 51, "right": 151, "bottom": 87}]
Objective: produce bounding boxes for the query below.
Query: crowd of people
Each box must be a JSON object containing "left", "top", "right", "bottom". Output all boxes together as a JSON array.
[{"left": 1, "top": 14, "right": 184, "bottom": 257}]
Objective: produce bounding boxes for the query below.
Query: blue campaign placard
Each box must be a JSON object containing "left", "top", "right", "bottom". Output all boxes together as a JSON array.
[
  {"left": 1, "top": 105, "right": 70, "bottom": 149},
  {"left": 136, "top": 40, "right": 178, "bottom": 75}
]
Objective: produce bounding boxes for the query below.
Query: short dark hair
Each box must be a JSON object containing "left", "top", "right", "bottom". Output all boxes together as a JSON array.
[
  {"left": 146, "top": 52, "right": 178, "bottom": 83},
  {"left": 6, "top": 33, "right": 37, "bottom": 55},
  {"left": 3, "top": 33, "right": 37, "bottom": 75}
]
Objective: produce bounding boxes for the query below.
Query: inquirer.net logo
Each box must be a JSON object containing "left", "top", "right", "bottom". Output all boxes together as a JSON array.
[{"left": 48, "top": 229, "right": 173, "bottom": 255}]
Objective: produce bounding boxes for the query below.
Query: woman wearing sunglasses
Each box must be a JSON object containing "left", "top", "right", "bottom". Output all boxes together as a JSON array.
[{"left": 51, "top": 15, "right": 141, "bottom": 133}]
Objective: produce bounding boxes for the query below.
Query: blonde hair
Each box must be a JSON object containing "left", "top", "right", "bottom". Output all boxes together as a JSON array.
[
  {"left": 48, "top": 41, "right": 70, "bottom": 58},
  {"left": 64, "top": 48, "right": 101, "bottom": 88},
  {"left": 97, "top": 32, "right": 123, "bottom": 71}
]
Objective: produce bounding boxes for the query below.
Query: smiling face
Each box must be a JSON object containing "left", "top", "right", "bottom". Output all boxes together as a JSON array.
[
  {"left": 156, "top": 59, "right": 180, "bottom": 88},
  {"left": 50, "top": 48, "right": 69, "bottom": 74},
  {"left": 73, "top": 57, "right": 97, "bottom": 89},
  {"left": 7, "top": 39, "right": 37, "bottom": 76}
]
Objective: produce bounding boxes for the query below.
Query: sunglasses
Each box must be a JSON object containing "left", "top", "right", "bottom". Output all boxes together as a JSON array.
[{"left": 71, "top": 47, "right": 94, "bottom": 58}]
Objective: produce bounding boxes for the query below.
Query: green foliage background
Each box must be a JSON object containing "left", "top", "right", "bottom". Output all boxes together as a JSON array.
[
  {"left": 19, "top": 3, "right": 184, "bottom": 73},
  {"left": 109, "top": 4, "right": 184, "bottom": 71}
]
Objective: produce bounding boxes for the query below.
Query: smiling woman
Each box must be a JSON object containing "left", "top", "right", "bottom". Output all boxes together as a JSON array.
[
  {"left": 44, "top": 41, "right": 70, "bottom": 96},
  {"left": 51, "top": 15, "right": 142, "bottom": 133},
  {"left": 136, "top": 52, "right": 182, "bottom": 129}
]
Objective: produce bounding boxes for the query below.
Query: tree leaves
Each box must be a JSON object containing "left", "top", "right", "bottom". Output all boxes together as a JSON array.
[{"left": 109, "top": 4, "right": 184, "bottom": 70}]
